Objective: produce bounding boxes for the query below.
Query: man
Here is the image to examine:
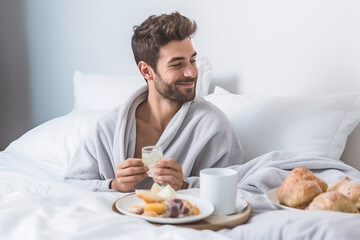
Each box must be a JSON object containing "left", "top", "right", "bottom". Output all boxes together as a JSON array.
[{"left": 65, "top": 12, "right": 244, "bottom": 192}]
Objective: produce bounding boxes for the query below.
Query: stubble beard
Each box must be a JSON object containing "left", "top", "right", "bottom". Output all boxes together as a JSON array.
[{"left": 154, "top": 74, "right": 197, "bottom": 103}]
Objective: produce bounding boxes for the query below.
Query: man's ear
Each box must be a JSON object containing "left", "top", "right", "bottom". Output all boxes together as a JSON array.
[{"left": 138, "top": 61, "right": 154, "bottom": 81}]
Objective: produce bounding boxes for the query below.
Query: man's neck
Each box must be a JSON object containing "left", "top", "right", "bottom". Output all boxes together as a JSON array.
[{"left": 137, "top": 94, "right": 182, "bottom": 132}]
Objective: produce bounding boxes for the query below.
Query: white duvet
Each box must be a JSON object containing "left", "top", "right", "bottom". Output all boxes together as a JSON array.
[{"left": 2, "top": 150, "right": 360, "bottom": 240}]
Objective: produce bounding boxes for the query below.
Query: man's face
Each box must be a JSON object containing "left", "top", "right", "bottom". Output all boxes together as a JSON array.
[{"left": 153, "top": 38, "right": 198, "bottom": 103}]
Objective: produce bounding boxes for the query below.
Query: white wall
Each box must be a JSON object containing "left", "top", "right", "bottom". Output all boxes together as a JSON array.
[
  {"left": 21, "top": 0, "right": 206, "bottom": 125},
  {"left": 1, "top": 0, "right": 360, "bottom": 150}
]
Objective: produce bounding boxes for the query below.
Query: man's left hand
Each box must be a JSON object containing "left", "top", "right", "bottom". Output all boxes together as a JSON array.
[{"left": 152, "top": 158, "right": 185, "bottom": 191}]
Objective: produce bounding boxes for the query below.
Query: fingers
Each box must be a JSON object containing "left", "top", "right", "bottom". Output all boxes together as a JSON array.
[
  {"left": 117, "top": 158, "right": 145, "bottom": 169},
  {"left": 156, "top": 158, "right": 182, "bottom": 172},
  {"left": 116, "top": 158, "right": 148, "bottom": 176},
  {"left": 111, "top": 157, "right": 184, "bottom": 192},
  {"left": 111, "top": 158, "right": 149, "bottom": 192},
  {"left": 154, "top": 176, "right": 182, "bottom": 190},
  {"left": 153, "top": 158, "right": 183, "bottom": 190},
  {"left": 154, "top": 158, "right": 182, "bottom": 179}
]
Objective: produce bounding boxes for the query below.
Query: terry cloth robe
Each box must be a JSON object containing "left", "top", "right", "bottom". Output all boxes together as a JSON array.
[{"left": 65, "top": 86, "right": 244, "bottom": 191}]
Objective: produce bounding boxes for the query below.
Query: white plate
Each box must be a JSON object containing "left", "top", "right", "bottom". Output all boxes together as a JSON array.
[
  {"left": 115, "top": 193, "right": 214, "bottom": 224},
  {"left": 178, "top": 188, "right": 249, "bottom": 213},
  {"left": 267, "top": 187, "right": 360, "bottom": 214},
  {"left": 266, "top": 187, "right": 302, "bottom": 211}
]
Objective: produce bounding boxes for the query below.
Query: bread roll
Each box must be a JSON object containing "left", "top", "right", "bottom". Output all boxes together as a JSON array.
[
  {"left": 279, "top": 180, "right": 323, "bottom": 209},
  {"left": 307, "top": 191, "right": 359, "bottom": 213},
  {"left": 278, "top": 166, "right": 328, "bottom": 200},
  {"left": 328, "top": 176, "right": 360, "bottom": 208}
]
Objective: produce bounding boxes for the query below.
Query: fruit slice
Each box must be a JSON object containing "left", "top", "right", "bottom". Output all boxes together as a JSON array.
[
  {"left": 135, "top": 190, "right": 165, "bottom": 203},
  {"left": 144, "top": 203, "right": 165, "bottom": 215},
  {"left": 150, "top": 182, "right": 163, "bottom": 194},
  {"left": 157, "top": 185, "right": 176, "bottom": 200}
]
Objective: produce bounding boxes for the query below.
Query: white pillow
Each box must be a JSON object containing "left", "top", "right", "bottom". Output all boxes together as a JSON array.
[
  {"left": 5, "top": 111, "right": 108, "bottom": 175},
  {"left": 205, "top": 87, "right": 360, "bottom": 163},
  {"left": 195, "top": 57, "right": 212, "bottom": 97},
  {"left": 73, "top": 73, "right": 146, "bottom": 111},
  {"left": 4, "top": 58, "right": 212, "bottom": 177},
  {"left": 73, "top": 57, "right": 212, "bottom": 111}
]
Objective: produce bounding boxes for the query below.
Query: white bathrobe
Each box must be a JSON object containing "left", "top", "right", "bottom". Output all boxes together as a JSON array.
[{"left": 65, "top": 87, "right": 244, "bottom": 191}]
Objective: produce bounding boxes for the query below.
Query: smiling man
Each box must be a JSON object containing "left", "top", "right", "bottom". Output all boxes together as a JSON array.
[{"left": 65, "top": 12, "right": 244, "bottom": 192}]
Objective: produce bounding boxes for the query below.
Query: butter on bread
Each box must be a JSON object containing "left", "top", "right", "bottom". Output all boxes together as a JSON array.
[
  {"left": 307, "top": 191, "right": 359, "bottom": 213},
  {"left": 328, "top": 176, "right": 360, "bottom": 208}
]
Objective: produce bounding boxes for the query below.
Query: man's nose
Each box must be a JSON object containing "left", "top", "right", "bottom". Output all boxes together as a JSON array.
[{"left": 184, "top": 63, "right": 197, "bottom": 78}]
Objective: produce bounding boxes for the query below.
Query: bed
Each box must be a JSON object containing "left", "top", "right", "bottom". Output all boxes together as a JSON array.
[{"left": 1, "top": 58, "right": 360, "bottom": 240}]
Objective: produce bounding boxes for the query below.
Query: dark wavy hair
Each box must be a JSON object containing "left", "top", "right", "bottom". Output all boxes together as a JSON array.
[{"left": 131, "top": 12, "right": 197, "bottom": 73}]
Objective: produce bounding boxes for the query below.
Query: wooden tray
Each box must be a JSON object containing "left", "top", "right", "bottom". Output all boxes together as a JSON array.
[{"left": 112, "top": 199, "right": 251, "bottom": 231}]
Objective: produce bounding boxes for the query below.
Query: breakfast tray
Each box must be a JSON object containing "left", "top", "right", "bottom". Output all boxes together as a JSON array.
[{"left": 112, "top": 200, "right": 251, "bottom": 231}]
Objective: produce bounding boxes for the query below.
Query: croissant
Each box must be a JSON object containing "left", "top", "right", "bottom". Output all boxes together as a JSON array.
[
  {"left": 307, "top": 191, "right": 359, "bottom": 213},
  {"left": 279, "top": 180, "right": 323, "bottom": 209},
  {"left": 328, "top": 176, "right": 360, "bottom": 208},
  {"left": 278, "top": 166, "right": 328, "bottom": 205}
]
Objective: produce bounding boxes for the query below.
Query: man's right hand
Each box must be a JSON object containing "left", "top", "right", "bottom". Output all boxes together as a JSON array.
[{"left": 110, "top": 158, "right": 149, "bottom": 192}]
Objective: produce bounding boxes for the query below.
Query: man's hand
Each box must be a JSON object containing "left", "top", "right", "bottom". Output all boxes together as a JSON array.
[
  {"left": 153, "top": 158, "right": 185, "bottom": 191},
  {"left": 110, "top": 158, "right": 149, "bottom": 192}
]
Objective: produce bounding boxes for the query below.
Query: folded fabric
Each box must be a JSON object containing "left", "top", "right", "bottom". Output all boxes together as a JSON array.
[{"left": 231, "top": 150, "right": 360, "bottom": 194}]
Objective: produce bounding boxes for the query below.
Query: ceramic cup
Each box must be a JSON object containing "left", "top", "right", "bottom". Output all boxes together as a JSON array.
[{"left": 200, "top": 168, "right": 238, "bottom": 216}]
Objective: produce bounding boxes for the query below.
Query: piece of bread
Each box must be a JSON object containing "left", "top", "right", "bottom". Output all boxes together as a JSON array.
[
  {"left": 307, "top": 191, "right": 359, "bottom": 213},
  {"left": 279, "top": 180, "right": 323, "bottom": 209},
  {"left": 328, "top": 176, "right": 360, "bottom": 208},
  {"left": 135, "top": 190, "right": 165, "bottom": 203},
  {"left": 278, "top": 166, "right": 328, "bottom": 200}
]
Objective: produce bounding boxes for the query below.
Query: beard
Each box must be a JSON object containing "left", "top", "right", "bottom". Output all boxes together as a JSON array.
[{"left": 153, "top": 74, "right": 197, "bottom": 103}]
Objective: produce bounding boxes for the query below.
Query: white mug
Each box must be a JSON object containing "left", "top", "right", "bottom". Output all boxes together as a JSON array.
[{"left": 200, "top": 168, "right": 238, "bottom": 216}]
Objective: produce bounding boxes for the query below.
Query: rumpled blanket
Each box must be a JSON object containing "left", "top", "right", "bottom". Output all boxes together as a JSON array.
[
  {"left": 220, "top": 151, "right": 360, "bottom": 240},
  {"left": 231, "top": 150, "right": 360, "bottom": 194}
]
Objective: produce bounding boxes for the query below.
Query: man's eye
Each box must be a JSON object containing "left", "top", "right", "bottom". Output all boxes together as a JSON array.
[
  {"left": 190, "top": 59, "right": 197, "bottom": 64},
  {"left": 171, "top": 63, "right": 182, "bottom": 68}
]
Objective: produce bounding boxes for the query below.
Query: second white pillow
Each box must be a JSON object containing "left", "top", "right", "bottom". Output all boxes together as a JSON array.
[{"left": 205, "top": 87, "right": 360, "bottom": 163}]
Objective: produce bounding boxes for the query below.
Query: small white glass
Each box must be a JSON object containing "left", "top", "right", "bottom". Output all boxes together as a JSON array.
[{"left": 141, "top": 146, "right": 163, "bottom": 177}]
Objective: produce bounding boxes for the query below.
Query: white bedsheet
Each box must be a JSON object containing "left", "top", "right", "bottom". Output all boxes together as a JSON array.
[
  {"left": 0, "top": 151, "right": 229, "bottom": 240},
  {"left": 1, "top": 150, "right": 360, "bottom": 240}
]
